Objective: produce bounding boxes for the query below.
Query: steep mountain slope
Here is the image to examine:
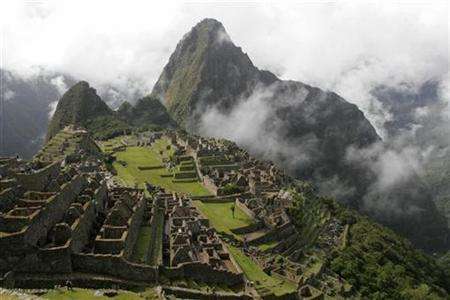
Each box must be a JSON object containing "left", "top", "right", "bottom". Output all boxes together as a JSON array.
[
  {"left": 287, "top": 187, "right": 450, "bottom": 298},
  {"left": 117, "top": 96, "right": 177, "bottom": 130},
  {"left": 47, "top": 81, "right": 130, "bottom": 141},
  {"left": 151, "top": 18, "right": 449, "bottom": 252},
  {"left": 0, "top": 69, "right": 74, "bottom": 158},
  {"left": 151, "top": 19, "right": 379, "bottom": 191},
  {"left": 151, "top": 18, "right": 278, "bottom": 128},
  {"left": 368, "top": 81, "right": 450, "bottom": 250},
  {"left": 48, "top": 82, "right": 176, "bottom": 142}
]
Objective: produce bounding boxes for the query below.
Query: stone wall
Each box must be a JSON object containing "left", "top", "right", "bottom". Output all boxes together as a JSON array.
[
  {"left": 0, "top": 178, "right": 17, "bottom": 190},
  {"left": 70, "top": 201, "right": 95, "bottom": 253},
  {"left": 70, "top": 183, "right": 107, "bottom": 253},
  {"left": 72, "top": 253, "right": 158, "bottom": 282},
  {"left": 162, "top": 286, "right": 251, "bottom": 300},
  {"left": 161, "top": 262, "right": 244, "bottom": 286},
  {"left": 235, "top": 199, "right": 256, "bottom": 220},
  {"left": 231, "top": 222, "right": 264, "bottom": 235},
  {"left": 15, "top": 244, "right": 72, "bottom": 273},
  {"left": 0, "top": 188, "right": 17, "bottom": 213},
  {"left": 123, "top": 197, "right": 146, "bottom": 259},
  {"left": 203, "top": 176, "right": 219, "bottom": 196},
  {"left": 146, "top": 205, "right": 164, "bottom": 265},
  {"left": 0, "top": 229, "right": 27, "bottom": 257},
  {"left": 248, "top": 222, "right": 295, "bottom": 245},
  {"left": 14, "top": 161, "right": 61, "bottom": 191},
  {"left": 0, "top": 210, "right": 39, "bottom": 233},
  {"left": 24, "top": 175, "right": 87, "bottom": 246}
]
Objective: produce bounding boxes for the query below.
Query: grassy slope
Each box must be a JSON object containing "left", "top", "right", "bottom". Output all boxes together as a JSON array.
[
  {"left": 112, "top": 143, "right": 210, "bottom": 196},
  {"left": 228, "top": 246, "right": 297, "bottom": 296},
  {"left": 148, "top": 208, "right": 164, "bottom": 266},
  {"left": 287, "top": 190, "right": 450, "bottom": 299},
  {"left": 193, "top": 200, "right": 296, "bottom": 296},
  {"left": 192, "top": 201, "right": 253, "bottom": 238},
  {"left": 130, "top": 226, "right": 152, "bottom": 264}
]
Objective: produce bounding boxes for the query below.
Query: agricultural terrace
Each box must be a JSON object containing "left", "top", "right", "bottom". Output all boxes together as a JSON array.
[
  {"left": 193, "top": 201, "right": 296, "bottom": 297},
  {"left": 103, "top": 135, "right": 296, "bottom": 298},
  {"left": 108, "top": 137, "right": 211, "bottom": 196},
  {"left": 192, "top": 201, "right": 254, "bottom": 238},
  {"left": 229, "top": 246, "right": 297, "bottom": 296}
]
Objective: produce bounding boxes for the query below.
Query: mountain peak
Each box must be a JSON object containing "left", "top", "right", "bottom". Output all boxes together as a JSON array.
[
  {"left": 179, "top": 18, "right": 232, "bottom": 51},
  {"left": 46, "top": 81, "right": 112, "bottom": 141},
  {"left": 190, "top": 18, "right": 230, "bottom": 44},
  {"left": 151, "top": 19, "right": 276, "bottom": 127}
]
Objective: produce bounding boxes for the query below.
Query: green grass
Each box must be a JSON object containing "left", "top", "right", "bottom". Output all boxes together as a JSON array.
[
  {"left": 258, "top": 240, "right": 279, "bottom": 251},
  {"left": 148, "top": 208, "right": 165, "bottom": 266},
  {"left": 112, "top": 145, "right": 210, "bottom": 196},
  {"left": 193, "top": 201, "right": 296, "bottom": 297},
  {"left": 42, "top": 287, "right": 158, "bottom": 300},
  {"left": 192, "top": 201, "right": 254, "bottom": 238},
  {"left": 130, "top": 226, "right": 152, "bottom": 263},
  {"left": 228, "top": 246, "right": 297, "bottom": 296}
]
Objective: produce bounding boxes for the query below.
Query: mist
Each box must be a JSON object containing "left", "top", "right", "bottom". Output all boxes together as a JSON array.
[{"left": 1, "top": 1, "right": 447, "bottom": 113}]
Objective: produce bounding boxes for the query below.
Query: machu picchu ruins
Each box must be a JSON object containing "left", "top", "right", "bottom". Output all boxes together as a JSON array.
[
  {"left": 1, "top": 10, "right": 449, "bottom": 300},
  {"left": 0, "top": 126, "right": 358, "bottom": 299}
]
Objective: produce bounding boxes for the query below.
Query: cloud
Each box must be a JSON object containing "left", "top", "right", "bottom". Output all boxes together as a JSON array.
[
  {"left": 0, "top": 1, "right": 447, "bottom": 121},
  {"left": 47, "top": 75, "right": 68, "bottom": 119},
  {"left": 3, "top": 89, "right": 15, "bottom": 102},
  {"left": 199, "top": 83, "right": 317, "bottom": 173}
]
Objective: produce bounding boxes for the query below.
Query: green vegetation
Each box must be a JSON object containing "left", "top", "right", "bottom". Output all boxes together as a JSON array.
[
  {"left": 228, "top": 246, "right": 297, "bottom": 297},
  {"left": 48, "top": 82, "right": 174, "bottom": 144},
  {"left": 85, "top": 115, "right": 130, "bottom": 140},
  {"left": 287, "top": 188, "right": 450, "bottom": 299},
  {"left": 130, "top": 226, "right": 152, "bottom": 264},
  {"left": 329, "top": 218, "right": 450, "bottom": 299},
  {"left": 112, "top": 144, "right": 210, "bottom": 196},
  {"left": 193, "top": 200, "right": 295, "bottom": 297},
  {"left": 193, "top": 201, "right": 253, "bottom": 238},
  {"left": 118, "top": 96, "right": 176, "bottom": 129},
  {"left": 42, "top": 287, "right": 158, "bottom": 300},
  {"left": 46, "top": 81, "right": 124, "bottom": 141},
  {"left": 150, "top": 20, "right": 217, "bottom": 127},
  {"left": 36, "top": 127, "right": 101, "bottom": 162},
  {"left": 258, "top": 240, "right": 279, "bottom": 251},
  {"left": 147, "top": 208, "right": 164, "bottom": 266},
  {"left": 220, "top": 183, "right": 241, "bottom": 195}
]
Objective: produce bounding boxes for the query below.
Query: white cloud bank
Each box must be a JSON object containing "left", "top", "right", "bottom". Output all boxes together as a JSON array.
[{"left": 0, "top": 0, "right": 447, "bottom": 124}]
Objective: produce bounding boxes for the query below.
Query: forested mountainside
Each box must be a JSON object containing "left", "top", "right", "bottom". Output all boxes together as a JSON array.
[{"left": 117, "top": 96, "right": 177, "bottom": 130}]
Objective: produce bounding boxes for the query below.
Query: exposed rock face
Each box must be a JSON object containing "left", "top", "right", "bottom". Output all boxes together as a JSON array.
[{"left": 46, "top": 81, "right": 113, "bottom": 141}]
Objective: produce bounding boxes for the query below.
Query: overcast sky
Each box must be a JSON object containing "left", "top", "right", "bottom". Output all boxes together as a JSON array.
[{"left": 0, "top": 0, "right": 448, "bottom": 128}]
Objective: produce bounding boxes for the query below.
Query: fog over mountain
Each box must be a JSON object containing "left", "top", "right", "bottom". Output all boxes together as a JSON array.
[{"left": 1, "top": 0, "right": 448, "bottom": 250}]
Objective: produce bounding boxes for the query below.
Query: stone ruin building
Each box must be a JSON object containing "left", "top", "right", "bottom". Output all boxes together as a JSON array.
[{"left": 0, "top": 153, "right": 244, "bottom": 290}]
